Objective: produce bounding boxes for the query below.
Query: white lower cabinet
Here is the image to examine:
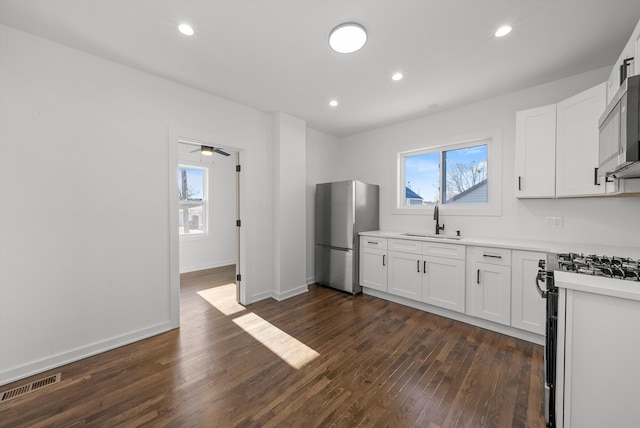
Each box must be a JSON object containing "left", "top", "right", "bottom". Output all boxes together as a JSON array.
[
  {"left": 466, "top": 247, "right": 512, "bottom": 326},
  {"left": 359, "top": 234, "right": 546, "bottom": 340},
  {"left": 421, "top": 242, "right": 466, "bottom": 313},
  {"left": 388, "top": 245, "right": 422, "bottom": 300},
  {"left": 359, "top": 237, "right": 388, "bottom": 292},
  {"left": 422, "top": 256, "right": 465, "bottom": 313},
  {"left": 387, "top": 239, "right": 466, "bottom": 310},
  {"left": 511, "top": 250, "right": 546, "bottom": 335},
  {"left": 359, "top": 247, "right": 387, "bottom": 291}
]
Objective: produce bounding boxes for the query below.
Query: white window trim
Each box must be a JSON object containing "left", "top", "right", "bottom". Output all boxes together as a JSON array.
[
  {"left": 178, "top": 161, "right": 210, "bottom": 240},
  {"left": 394, "top": 127, "right": 502, "bottom": 217}
]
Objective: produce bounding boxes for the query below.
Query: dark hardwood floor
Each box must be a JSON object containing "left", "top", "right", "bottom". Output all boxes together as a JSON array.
[{"left": 0, "top": 265, "right": 545, "bottom": 427}]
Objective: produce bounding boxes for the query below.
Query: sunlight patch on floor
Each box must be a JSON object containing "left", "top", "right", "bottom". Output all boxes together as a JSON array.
[
  {"left": 232, "top": 312, "right": 320, "bottom": 369},
  {"left": 197, "top": 283, "right": 245, "bottom": 315}
]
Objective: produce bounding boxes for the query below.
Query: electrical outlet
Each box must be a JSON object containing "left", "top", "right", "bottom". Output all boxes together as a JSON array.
[{"left": 546, "top": 216, "right": 563, "bottom": 229}]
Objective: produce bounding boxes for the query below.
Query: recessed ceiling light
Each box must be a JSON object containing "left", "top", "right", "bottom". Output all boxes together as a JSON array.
[
  {"left": 329, "top": 23, "right": 367, "bottom": 54},
  {"left": 392, "top": 72, "right": 404, "bottom": 81},
  {"left": 495, "top": 25, "right": 512, "bottom": 37},
  {"left": 329, "top": 100, "right": 339, "bottom": 107},
  {"left": 178, "top": 23, "right": 194, "bottom": 36}
]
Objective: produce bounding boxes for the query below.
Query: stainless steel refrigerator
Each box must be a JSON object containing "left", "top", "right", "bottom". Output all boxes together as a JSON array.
[{"left": 315, "top": 180, "right": 379, "bottom": 294}]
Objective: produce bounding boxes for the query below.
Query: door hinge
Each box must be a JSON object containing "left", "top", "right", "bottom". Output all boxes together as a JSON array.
[
  {"left": 236, "top": 219, "right": 241, "bottom": 227},
  {"left": 236, "top": 164, "right": 241, "bottom": 172},
  {"left": 236, "top": 274, "right": 241, "bottom": 282}
]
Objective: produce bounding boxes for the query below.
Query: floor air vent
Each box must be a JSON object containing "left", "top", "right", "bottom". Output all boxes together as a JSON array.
[{"left": 0, "top": 373, "right": 61, "bottom": 403}]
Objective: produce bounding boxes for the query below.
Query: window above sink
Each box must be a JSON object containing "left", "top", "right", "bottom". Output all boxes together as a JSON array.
[{"left": 394, "top": 128, "right": 503, "bottom": 217}]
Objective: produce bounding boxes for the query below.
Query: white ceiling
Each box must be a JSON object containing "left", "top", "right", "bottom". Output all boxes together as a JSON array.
[{"left": 1, "top": 0, "right": 640, "bottom": 137}]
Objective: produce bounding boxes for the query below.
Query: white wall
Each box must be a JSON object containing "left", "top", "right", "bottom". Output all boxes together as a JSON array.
[
  {"left": 178, "top": 145, "right": 236, "bottom": 273},
  {"left": 305, "top": 128, "right": 341, "bottom": 282},
  {"left": 272, "top": 113, "right": 308, "bottom": 300},
  {"left": 0, "top": 25, "right": 276, "bottom": 385},
  {"left": 336, "top": 67, "right": 640, "bottom": 248}
]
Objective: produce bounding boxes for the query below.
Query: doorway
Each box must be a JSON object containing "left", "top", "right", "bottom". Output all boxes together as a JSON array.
[{"left": 168, "top": 131, "right": 244, "bottom": 328}]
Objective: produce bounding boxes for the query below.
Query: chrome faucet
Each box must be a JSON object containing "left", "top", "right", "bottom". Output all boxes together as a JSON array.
[{"left": 434, "top": 203, "right": 445, "bottom": 235}]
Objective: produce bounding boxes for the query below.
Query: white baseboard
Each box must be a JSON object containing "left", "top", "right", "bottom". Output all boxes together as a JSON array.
[
  {"left": 272, "top": 284, "right": 309, "bottom": 302},
  {"left": 0, "top": 321, "right": 176, "bottom": 387},
  {"left": 364, "top": 288, "right": 544, "bottom": 346},
  {"left": 179, "top": 259, "right": 236, "bottom": 274}
]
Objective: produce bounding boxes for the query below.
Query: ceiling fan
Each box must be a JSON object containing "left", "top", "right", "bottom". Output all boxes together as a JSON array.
[{"left": 189, "top": 145, "right": 231, "bottom": 157}]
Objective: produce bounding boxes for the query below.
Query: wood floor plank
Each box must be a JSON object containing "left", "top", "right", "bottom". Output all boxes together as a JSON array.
[{"left": 0, "top": 266, "right": 545, "bottom": 427}]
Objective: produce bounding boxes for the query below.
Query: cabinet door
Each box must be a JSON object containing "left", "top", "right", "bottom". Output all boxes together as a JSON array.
[
  {"left": 359, "top": 247, "right": 387, "bottom": 292},
  {"left": 388, "top": 251, "right": 422, "bottom": 300},
  {"left": 511, "top": 251, "right": 546, "bottom": 335},
  {"left": 422, "top": 256, "right": 465, "bottom": 313},
  {"left": 556, "top": 82, "right": 606, "bottom": 197},
  {"left": 515, "top": 104, "right": 557, "bottom": 198},
  {"left": 468, "top": 262, "right": 511, "bottom": 326}
]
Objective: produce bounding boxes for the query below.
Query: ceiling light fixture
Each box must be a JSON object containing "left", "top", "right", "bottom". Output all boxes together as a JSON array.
[
  {"left": 329, "top": 22, "right": 367, "bottom": 53},
  {"left": 392, "top": 72, "right": 404, "bottom": 81},
  {"left": 200, "top": 145, "right": 214, "bottom": 155},
  {"left": 494, "top": 25, "right": 512, "bottom": 37},
  {"left": 329, "top": 100, "right": 339, "bottom": 107},
  {"left": 178, "top": 23, "right": 194, "bottom": 36}
]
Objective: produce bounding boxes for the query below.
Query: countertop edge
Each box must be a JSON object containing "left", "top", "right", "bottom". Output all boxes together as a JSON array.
[
  {"left": 555, "top": 271, "right": 640, "bottom": 302},
  {"left": 359, "top": 230, "right": 640, "bottom": 258}
]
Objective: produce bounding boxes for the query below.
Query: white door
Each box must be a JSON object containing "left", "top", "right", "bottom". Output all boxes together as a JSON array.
[
  {"left": 511, "top": 251, "right": 546, "bottom": 335},
  {"left": 388, "top": 251, "right": 422, "bottom": 300},
  {"left": 470, "top": 262, "right": 511, "bottom": 325},
  {"left": 422, "top": 256, "right": 466, "bottom": 313},
  {"left": 556, "top": 82, "right": 606, "bottom": 197},
  {"left": 359, "top": 247, "right": 387, "bottom": 291},
  {"left": 514, "top": 104, "right": 557, "bottom": 198}
]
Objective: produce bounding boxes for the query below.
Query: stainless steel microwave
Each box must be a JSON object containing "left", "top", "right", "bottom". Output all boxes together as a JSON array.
[{"left": 598, "top": 75, "right": 640, "bottom": 178}]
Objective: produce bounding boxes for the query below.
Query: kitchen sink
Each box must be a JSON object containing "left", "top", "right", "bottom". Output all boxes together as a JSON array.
[{"left": 401, "top": 233, "right": 462, "bottom": 240}]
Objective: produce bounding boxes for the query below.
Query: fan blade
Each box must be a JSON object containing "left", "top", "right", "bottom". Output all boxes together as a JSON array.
[
  {"left": 213, "top": 147, "right": 231, "bottom": 156},
  {"left": 189, "top": 148, "right": 200, "bottom": 153}
]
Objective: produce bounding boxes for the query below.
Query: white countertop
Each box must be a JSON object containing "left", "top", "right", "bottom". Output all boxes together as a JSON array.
[
  {"left": 362, "top": 230, "right": 640, "bottom": 302},
  {"left": 555, "top": 271, "right": 640, "bottom": 302},
  {"left": 359, "top": 230, "right": 640, "bottom": 258}
]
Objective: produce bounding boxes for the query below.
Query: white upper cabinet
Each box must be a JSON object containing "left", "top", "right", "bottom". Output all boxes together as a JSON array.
[
  {"left": 515, "top": 82, "right": 606, "bottom": 199},
  {"left": 607, "top": 19, "right": 640, "bottom": 104},
  {"left": 555, "top": 82, "right": 606, "bottom": 197},
  {"left": 515, "top": 104, "right": 557, "bottom": 198}
]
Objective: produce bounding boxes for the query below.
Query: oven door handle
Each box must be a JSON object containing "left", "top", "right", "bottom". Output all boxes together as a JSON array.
[{"left": 536, "top": 273, "right": 548, "bottom": 298}]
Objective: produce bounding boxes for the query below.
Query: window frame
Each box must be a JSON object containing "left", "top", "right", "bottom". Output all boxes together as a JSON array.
[
  {"left": 395, "top": 128, "right": 502, "bottom": 216},
  {"left": 178, "top": 162, "right": 209, "bottom": 239}
]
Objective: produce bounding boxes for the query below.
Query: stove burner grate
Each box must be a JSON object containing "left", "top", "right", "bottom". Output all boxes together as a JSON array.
[{"left": 555, "top": 253, "right": 640, "bottom": 281}]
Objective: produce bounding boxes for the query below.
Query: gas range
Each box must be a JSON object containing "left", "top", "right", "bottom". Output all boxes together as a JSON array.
[{"left": 548, "top": 253, "right": 640, "bottom": 281}]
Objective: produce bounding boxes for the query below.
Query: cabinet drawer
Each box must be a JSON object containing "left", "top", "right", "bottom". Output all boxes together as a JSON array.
[
  {"left": 388, "top": 238, "right": 422, "bottom": 254},
  {"left": 360, "top": 236, "right": 387, "bottom": 250},
  {"left": 422, "top": 242, "right": 465, "bottom": 260},
  {"left": 467, "top": 246, "right": 511, "bottom": 266}
]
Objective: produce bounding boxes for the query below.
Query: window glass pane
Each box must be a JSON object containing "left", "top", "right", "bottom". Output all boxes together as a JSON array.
[
  {"left": 178, "top": 166, "right": 207, "bottom": 235},
  {"left": 442, "top": 144, "right": 488, "bottom": 204},
  {"left": 403, "top": 152, "right": 440, "bottom": 206}
]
